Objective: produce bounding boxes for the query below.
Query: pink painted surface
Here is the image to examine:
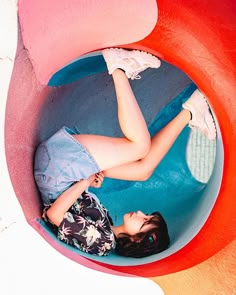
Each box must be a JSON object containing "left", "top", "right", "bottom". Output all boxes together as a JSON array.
[
  {"left": 6, "top": 0, "right": 236, "bottom": 279},
  {"left": 18, "top": 0, "right": 157, "bottom": 85},
  {"left": 5, "top": 31, "right": 50, "bottom": 220}
]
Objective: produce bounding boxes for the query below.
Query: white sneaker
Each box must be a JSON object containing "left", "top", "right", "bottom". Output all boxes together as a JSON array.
[
  {"left": 182, "top": 89, "right": 216, "bottom": 140},
  {"left": 102, "top": 48, "right": 161, "bottom": 80}
]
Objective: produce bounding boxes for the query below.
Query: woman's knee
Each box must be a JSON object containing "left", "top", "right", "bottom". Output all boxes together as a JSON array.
[
  {"left": 139, "top": 169, "right": 153, "bottom": 181},
  {"left": 136, "top": 136, "right": 151, "bottom": 159},
  {"left": 134, "top": 159, "right": 154, "bottom": 181}
]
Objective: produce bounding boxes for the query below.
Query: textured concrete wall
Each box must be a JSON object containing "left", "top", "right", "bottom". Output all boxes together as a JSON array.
[{"left": 153, "top": 240, "right": 236, "bottom": 295}]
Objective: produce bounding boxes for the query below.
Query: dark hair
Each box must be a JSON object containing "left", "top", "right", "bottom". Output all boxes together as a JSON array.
[{"left": 115, "top": 212, "right": 170, "bottom": 258}]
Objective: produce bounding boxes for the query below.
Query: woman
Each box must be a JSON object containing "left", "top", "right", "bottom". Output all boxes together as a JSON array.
[{"left": 34, "top": 48, "right": 216, "bottom": 258}]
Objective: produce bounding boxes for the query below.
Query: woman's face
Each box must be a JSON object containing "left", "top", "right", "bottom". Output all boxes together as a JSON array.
[{"left": 123, "top": 210, "right": 153, "bottom": 235}]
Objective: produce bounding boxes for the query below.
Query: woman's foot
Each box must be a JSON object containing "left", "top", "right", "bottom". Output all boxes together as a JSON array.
[
  {"left": 182, "top": 89, "right": 216, "bottom": 140},
  {"left": 102, "top": 48, "right": 161, "bottom": 80}
]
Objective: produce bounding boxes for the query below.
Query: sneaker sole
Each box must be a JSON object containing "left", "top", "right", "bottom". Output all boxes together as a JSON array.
[{"left": 203, "top": 101, "right": 217, "bottom": 140}]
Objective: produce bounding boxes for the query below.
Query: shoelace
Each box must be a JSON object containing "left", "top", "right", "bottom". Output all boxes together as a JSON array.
[
  {"left": 130, "top": 64, "right": 150, "bottom": 80},
  {"left": 131, "top": 73, "right": 141, "bottom": 80}
]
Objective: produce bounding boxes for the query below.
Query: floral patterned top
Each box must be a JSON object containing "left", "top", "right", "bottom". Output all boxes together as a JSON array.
[{"left": 43, "top": 191, "right": 116, "bottom": 256}]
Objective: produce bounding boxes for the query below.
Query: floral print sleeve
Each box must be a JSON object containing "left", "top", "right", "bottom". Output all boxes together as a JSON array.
[{"left": 43, "top": 191, "right": 116, "bottom": 256}]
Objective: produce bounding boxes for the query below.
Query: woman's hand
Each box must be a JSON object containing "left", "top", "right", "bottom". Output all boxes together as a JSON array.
[
  {"left": 89, "top": 172, "right": 104, "bottom": 188},
  {"left": 46, "top": 178, "right": 91, "bottom": 226}
]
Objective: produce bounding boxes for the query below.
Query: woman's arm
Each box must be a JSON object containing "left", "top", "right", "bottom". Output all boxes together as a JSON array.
[{"left": 47, "top": 176, "right": 95, "bottom": 226}]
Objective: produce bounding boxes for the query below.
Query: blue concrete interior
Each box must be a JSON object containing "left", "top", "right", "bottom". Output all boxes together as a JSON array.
[{"left": 37, "top": 53, "right": 223, "bottom": 266}]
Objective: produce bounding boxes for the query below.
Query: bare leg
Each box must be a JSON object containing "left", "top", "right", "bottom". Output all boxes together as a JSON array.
[
  {"left": 74, "top": 69, "right": 151, "bottom": 171},
  {"left": 103, "top": 109, "right": 191, "bottom": 181},
  {"left": 112, "top": 69, "right": 150, "bottom": 146}
]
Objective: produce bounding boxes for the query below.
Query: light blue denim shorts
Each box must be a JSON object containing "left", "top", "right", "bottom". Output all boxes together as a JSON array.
[{"left": 34, "top": 126, "right": 100, "bottom": 206}]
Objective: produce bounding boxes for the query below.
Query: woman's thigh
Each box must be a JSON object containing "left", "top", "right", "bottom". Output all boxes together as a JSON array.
[{"left": 73, "top": 134, "right": 148, "bottom": 172}]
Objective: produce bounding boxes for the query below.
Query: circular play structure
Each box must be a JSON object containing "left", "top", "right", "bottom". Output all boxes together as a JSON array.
[{"left": 5, "top": 0, "right": 236, "bottom": 277}]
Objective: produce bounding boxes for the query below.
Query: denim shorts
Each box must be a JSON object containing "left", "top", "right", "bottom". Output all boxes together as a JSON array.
[{"left": 34, "top": 126, "right": 100, "bottom": 206}]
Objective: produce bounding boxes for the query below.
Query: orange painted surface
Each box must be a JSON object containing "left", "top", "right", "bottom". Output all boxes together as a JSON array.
[{"left": 91, "top": 0, "right": 236, "bottom": 276}]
